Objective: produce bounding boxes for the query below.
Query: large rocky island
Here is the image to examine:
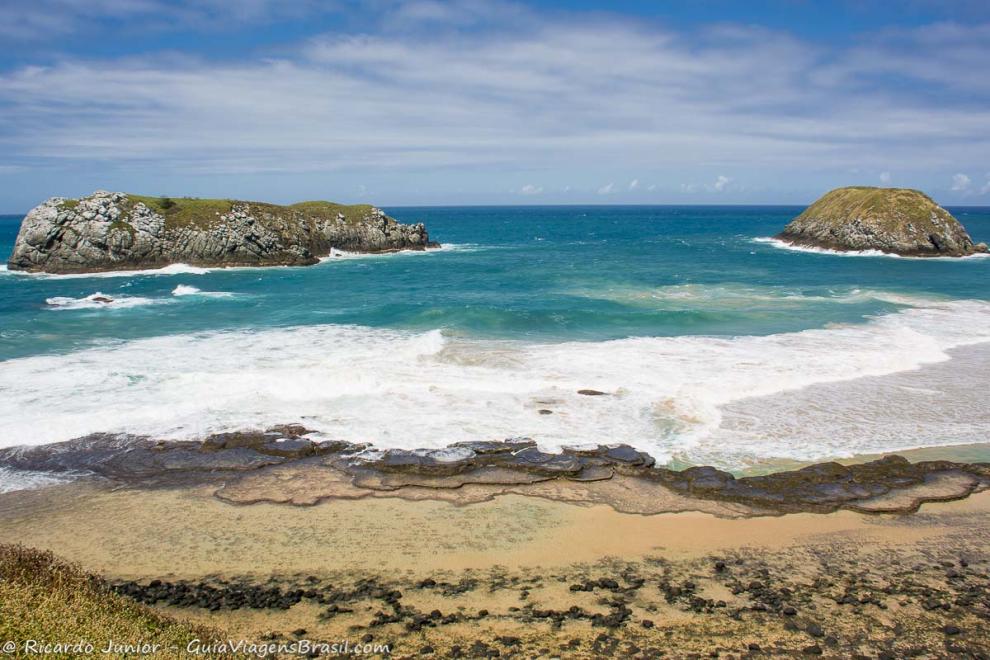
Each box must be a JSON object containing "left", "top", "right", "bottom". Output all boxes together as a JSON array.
[
  {"left": 7, "top": 190, "right": 437, "bottom": 273},
  {"left": 777, "top": 186, "right": 987, "bottom": 257}
]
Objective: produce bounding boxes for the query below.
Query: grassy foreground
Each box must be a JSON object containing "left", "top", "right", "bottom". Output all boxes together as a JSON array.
[{"left": 0, "top": 544, "right": 218, "bottom": 657}]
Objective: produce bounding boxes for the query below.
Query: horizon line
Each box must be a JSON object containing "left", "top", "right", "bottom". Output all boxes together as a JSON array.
[{"left": 4, "top": 202, "right": 990, "bottom": 216}]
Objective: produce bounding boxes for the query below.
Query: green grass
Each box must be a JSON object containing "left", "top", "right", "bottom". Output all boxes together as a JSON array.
[
  {"left": 290, "top": 201, "right": 377, "bottom": 225},
  {"left": 0, "top": 544, "right": 221, "bottom": 658},
  {"left": 798, "top": 186, "right": 947, "bottom": 229},
  {"left": 107, "top": 220, "right": 136, "bottom": 237},
  {"left": 125, "top": 195, "right": 236, "bottom": 230},
  {"left": 51, "top": 193, "right": 382, "bottom": 233},
  {"left": 115, "top": 195, "right": 378, "bottom": 230}
]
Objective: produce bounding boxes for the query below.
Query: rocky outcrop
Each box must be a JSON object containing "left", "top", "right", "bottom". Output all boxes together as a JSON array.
[
  {"left": 7, "top": 191, "right": 437, "bottom": 273},
  {"left": 777, "top": 186, "right": 987, "bottom": 257},
  {"left": 2, "top": 431, "right": 987, "bottom": 516}
]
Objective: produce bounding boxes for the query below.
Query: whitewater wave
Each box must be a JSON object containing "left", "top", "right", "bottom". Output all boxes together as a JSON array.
[
  {"left": 697, "top": 341, "right": 990, "bottom": 469},
  {"left": 5, "top": 263, "right": 212, "bottom": 280},
  {"left": 317, "top": 243, "right": 481, "bottom": 263},
  {"left": 0, "top": 467, "right": 74, "bottom": 493},
  {"left": 2, "top": 298, "right": 989, "bottom": 467},
  {"left": 45, "top": 292, "right": 161, "bottom": 310},
  {"left": 43, "top": 286, "right": 235, "bottom": 310},
  {"left": 3, "top": 245, "right": 478, "bottom": 280},
  {"left": 171, "top": 284, "right": 233, "bottom": 298},
  {"left": 753, "top": 237, "right": 990, "bottom": 260}
]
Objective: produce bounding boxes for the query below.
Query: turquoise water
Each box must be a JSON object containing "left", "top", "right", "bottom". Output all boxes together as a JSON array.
[
  {"left": 1, "top": 205, "right": 989, "bottom": 469},
  {"left": 2, "top": 205, "right": 989, "bottom": 359}
]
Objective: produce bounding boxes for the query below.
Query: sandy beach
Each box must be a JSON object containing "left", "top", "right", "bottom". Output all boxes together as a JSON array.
[{"left": 1, "top": 457, "right": 988, "bottom": 658}]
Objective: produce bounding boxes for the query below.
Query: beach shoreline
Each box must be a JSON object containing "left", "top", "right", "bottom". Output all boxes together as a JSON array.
[{"left": 1, "top": 468, "right": 989, "bottom": 657}]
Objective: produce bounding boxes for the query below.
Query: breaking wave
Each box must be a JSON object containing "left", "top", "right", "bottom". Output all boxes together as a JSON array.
[
  {"left": 753, "top": 237, "right": 990, "bottom": 260},
  {"left": 2, "top": 298, "right": 989, "bottom": 468}
]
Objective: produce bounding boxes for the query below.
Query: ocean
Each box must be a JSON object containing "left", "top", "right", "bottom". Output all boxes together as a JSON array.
[{"left": 2, "top": 205, "right": 989, "bottom": 474}]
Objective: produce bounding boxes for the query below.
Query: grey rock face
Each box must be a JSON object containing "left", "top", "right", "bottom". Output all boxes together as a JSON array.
[
  {"left": 7, "top": 191, "right": 437, "bottom": 273},
  {"left": 776, "top": 187, "right": 987, "bottom": 257}
]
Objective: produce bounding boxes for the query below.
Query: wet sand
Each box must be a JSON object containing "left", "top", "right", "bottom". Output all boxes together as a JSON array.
[{"left": 0, "top": 480, "right": 975, "bottom": 577}]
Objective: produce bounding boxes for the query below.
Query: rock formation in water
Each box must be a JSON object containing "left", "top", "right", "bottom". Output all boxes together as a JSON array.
[
  {"left": 7, "top": 190, "right": 437, "bottom": 273},
  {"left": 776, "top": 186, "right": 987, "bottom": 257}
]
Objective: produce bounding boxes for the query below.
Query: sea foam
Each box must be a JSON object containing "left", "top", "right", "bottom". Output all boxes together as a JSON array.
[
  {"left": 5, "top": 263, "right": 212, "bottom": 280},
  {"left": 753, "top": 237, "right": 990, "bottom": 260},
  {"left": 45, "top": 292, "right": 161, "bottom": 310},
  {"left": 171, "top": 284, "right": 233, "bottom": 298},
  {"left": 0, "top": 467, "right": 74, "bottom": 493},
  {"left": 1, "top": 299, "right": 989, "bottom": 467}
]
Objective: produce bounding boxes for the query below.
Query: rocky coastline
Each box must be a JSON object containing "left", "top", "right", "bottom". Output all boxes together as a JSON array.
[
  {"left": 2, "top": 427, "right": 986, "bottom": 517},
  {"left": 6, "top": 191, "right": 437, "bottom": 274},
  {"left": 776, "top": 186, "right": 987, "bottom": 257}
]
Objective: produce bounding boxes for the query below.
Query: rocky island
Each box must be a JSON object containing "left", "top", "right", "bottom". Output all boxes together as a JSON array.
[
  {"left": 7, "top": 190, "right": 437, "bottom": 273},
  {"left": 776, "top": 186, "right": 987, "bottom": 257}
]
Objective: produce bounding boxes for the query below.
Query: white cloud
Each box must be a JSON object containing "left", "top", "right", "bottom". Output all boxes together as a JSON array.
[
  {"left": 980, "top": 174, "right": 990, "bottom": 195},
  {"left": 879, "top": 171, "right": 891, "bottom": 184},
  {"left": 628, "top": 178, "right": 639, "bottom": 191},
  {"left": 0, "top": 3, "right": 988, "bottom": 202},
  {"left": 597, "top": 182, "right": 615, "bottom": 195},
  {"left": 647, "top": 184, "right": 656, "bottom": 191},
  {"left": 519, "top": 184, "right": 543, "bottom": 195},
  {"left": 0, "top": 0, "right": 337, "bottom": 40},
  {"left": 680, "top": 183, "right": 698, "bottom": 193},
  {"left": 951, "top": 173, "right": 972, "bottom": 191}
]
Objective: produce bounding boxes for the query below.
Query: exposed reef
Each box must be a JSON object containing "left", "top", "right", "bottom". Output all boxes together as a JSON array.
[
  {"left": 776, "top": 186, "right": 987, "bottom": 257},
  {"left": 7, "top": 190, "right": 437, "bottom": 273},
  {"left": 2, "top": 427, "right": 987, "bottom": 517}
]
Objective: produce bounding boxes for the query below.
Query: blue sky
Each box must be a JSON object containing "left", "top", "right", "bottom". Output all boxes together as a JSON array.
[{"left": 1, "top": 0, "right": 989, "bottom": 211}]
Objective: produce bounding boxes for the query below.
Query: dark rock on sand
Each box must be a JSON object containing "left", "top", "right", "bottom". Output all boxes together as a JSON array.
[{"left": 2, "top": 432, "right": 987, "bottom": 516}]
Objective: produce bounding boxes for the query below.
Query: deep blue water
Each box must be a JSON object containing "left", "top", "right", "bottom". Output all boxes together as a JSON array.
[{"left": 2, "top": 205, "right": 989, "bottom": 361}]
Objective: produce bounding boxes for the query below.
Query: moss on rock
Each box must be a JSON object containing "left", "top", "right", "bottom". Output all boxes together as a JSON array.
[{"left": 777, "top": 186, "right": 986, "bottom": 257}]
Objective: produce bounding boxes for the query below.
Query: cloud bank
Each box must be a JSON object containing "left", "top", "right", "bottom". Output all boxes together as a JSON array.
[{"left": 0, "top": 0, "right": 987, "bottom": 206}]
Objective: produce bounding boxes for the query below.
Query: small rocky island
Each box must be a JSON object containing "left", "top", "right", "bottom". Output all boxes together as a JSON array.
[
  {"left": 7, "top": 191, "right": 437, "bottom": 273},
  {"left": 777, "top": 186, "right": 987, "bottom": 257}
]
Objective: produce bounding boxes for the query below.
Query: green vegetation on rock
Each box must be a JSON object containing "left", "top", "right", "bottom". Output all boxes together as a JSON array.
[
  {"left": 10, "top": 190, "right": 434, "bottom": 273},
  {"left": 125, "top": 195, "right": 236, "bottom": 230},
  {"left": 778, "top": 186, "right": 986, "bottom": 257},
  {"left": 121, "top": 195, "right": 380, "bottom": 231},
  {"left": 794, "top": 187, "right": 942, "bottom": 231}
]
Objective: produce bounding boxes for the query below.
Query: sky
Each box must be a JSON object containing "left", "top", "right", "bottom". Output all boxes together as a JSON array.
[{"left": 0, "top": 0, "right": 989, "bottom": 211}]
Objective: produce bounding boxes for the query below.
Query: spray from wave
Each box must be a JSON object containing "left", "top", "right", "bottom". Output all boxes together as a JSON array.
[
  {"left": 317, "top": 243, "right": 483, "bottom": 263},
  {"left": 753, "top": 237, "right": 990, "bottom": 260},
  {"left": 45, "top": 292, "right": 161, "bottom": 310},
  {"left": 0, "top": 467, "right": 74, "bottom": 493},
  {"left": 171, "top": 284, "right": 233, "bottom": 298}
]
